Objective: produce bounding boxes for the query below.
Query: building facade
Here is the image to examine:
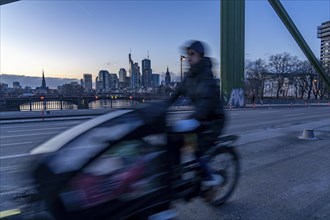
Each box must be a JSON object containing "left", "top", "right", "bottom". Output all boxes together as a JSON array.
[
  {"left": 0, "top": 83, "right": 8, "bottom": 94},
  {"left": 317, "top": 20, "right": 330, "bottom": 76},
  {"left": 13, "top": 81, "right": 21, "bottom": 89}
]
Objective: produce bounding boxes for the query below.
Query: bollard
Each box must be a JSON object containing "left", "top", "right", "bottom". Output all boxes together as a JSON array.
[
  {"left": 299, "top": 129, "right": 317, "bottom": 140},
  {"left": 41, "top": 109, "right": 44, "bottom": 121}
]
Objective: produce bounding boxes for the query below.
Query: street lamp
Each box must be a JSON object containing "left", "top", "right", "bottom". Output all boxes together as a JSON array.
[{"left": 180, "top": 55, "right": 186, "bottom": 82}]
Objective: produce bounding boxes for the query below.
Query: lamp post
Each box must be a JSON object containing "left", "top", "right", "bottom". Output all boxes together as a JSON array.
[
  {"left": 313, "top": 79, "right": 319, "bottom": 95},
  {"left": 180, "top": 55, "right": 186, "bottom": 82}
]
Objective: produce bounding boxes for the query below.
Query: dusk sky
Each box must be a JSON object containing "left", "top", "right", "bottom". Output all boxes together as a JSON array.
[{"left": 1, "top": 0, "right": 329, "bottom": 80}]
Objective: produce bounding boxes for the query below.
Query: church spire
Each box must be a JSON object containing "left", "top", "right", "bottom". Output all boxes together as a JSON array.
[
  {"left": 165, "top": 66, "right": 171, "bottom": 86},
  {"left": 41, "top": 69, "right": 47, "bottom": 89}
]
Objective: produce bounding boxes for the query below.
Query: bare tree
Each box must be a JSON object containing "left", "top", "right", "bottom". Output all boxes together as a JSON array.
[
  {"left": 245, "top": 54, "right": 329, "bottom": 100},
  {"left": 245, "top": 59, "right": 268, "bottom": 100},
  {"left": 318, "top": 80, "right": 329, "bottom": 100},
  {"left": 268, "top": 53, "right": 296, "bottom": 98},
  {"left": 284, "top": 56, "right": 301, "bottom": 98},
  {"left": 296, "top": 61, "right": 317, "bottom": 99},
  {"left": 316, "top": 60, "right": 330, "bottom": 100}
]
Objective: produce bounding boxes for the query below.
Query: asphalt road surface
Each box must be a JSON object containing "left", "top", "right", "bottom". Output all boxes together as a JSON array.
[{"left": 0, "top": 107, "right": 329, "bottom": 219}]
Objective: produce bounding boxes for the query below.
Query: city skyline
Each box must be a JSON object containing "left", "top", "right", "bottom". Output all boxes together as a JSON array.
[{"left": 1, "top": 1, "right": 329, "bottom": 79}]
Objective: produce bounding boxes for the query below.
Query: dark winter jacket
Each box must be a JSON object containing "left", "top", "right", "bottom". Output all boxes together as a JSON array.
[{"left": 169, "top": 57, "right": 224, "bottom": 121}]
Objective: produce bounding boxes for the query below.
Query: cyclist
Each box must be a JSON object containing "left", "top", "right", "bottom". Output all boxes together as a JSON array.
[{"left": 168, "top": 40, "right": 226, "bottom": 186}]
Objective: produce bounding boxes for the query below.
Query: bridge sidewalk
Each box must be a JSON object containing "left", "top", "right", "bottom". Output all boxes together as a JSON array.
[
  {"left": 0, "top": 106, "right": 195, "bottom": 123},
  {"left": 0, "top": 104, "right": 328, "bottom": 123}
]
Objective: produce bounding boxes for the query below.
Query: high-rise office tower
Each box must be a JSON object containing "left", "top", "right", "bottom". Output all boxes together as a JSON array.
[
  {"left": 83, "top": 74, "right": 93, "bottom": 93},
  {"left": 129, "top": 52, "right": 141, "bottom": 89},
  {"left": 129, "top": 53, "right": 136, "bottom": 89},
  {"left": 152, "top": 74, "right": 160, "bottom": 87},
  {"left": 109, "top": 74, "right": 119, "bottom": 90},
  {"left": 96, "top": 70, "right": 110, "bottom": 92},
  {"left": 119, "top": 68, "right": 127, "bottom": 83},
  {"left": 133, "top": 62, "right": 141, "bottom": 89},
  {"left": 142, "top": 58, "right": 152, "bottom": 88},
  {"left": 318, "top": 21, "right": 330, "bottom": 75}
]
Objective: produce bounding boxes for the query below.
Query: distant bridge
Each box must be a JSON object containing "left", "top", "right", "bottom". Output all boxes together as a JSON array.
[{"left": 0, "top": 95, "right": 168, "bottom": 111}]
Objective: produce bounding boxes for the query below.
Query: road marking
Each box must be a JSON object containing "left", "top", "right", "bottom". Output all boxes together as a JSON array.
[
  {"left": 0, "top": 142, "right": 33, "bottom": 147},
  {"left": 258, "top": 111, "right": 280, "bottom": 114},
  {"left": 0, "top": 132, "right": 58, "bottom": 139},
  {"left": 0, "top": 209, "right": 21, "bottom": 218},
  {"left": 283, "top": 113, "right": 307, "bottom": 117},
  {"left": 0, "top": 153, "right": 30, "bottom": 160},
  {"left": 6, "top": 127, "right": 70, "bottom": 133},
  {"left": 0, "top": 121, "right": 81, "bottom": 129},
  {"left": 229, "top": 113, "right": 240, "bottom": 116}
]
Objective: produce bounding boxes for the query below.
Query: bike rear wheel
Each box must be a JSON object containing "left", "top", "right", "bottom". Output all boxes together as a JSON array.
[{"left": 207, "top": 146, "right": 240, "bottom": 206}]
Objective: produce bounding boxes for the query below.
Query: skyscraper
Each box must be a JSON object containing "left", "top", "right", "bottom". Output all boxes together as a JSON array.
[
  {"left": 95, "top": 76, "right": 100, "bottom": 91},
  {"left": 129, "top": 52, "right": 141, "bottom": 90},
  {"left": 80, "top": 79, "right": 84, "bottom": 87},
  {"left": 119, "top": 68, "right": 127, "bottom": 83},
  {"left": 83, "top": 74, "right": 93, "bottom": 93},
  {"left": 96, "top": 70, "right": 110, "bottom": 93},
  {"left": 317, "top": 20, "right": 330, "bottom": 76},
  {"left": 129, "top": 53, "right": 135, "bottom": 89},
  {"left": 133, "top": 62, "right": 141, "bottom": 89},
  {"left": 109, "top": 74, "right": 119, "bottom": 90},
  {"left": 142, "top": 58, "right": 152, "bottom": 88},
  {"left": 152, "top": 74, "right": 160, "bottom": 87}
]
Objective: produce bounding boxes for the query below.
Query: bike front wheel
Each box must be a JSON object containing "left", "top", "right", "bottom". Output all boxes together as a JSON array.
[{"left": 206, "top": 146, "right": 240, "bottom": 206}]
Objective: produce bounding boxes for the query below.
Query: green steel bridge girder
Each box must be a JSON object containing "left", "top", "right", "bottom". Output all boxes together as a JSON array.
[
  {"left": 268, "top": 0, "right": 330, "bottom": 89},
  {"left": 220, "top": 0, "right": 245, "bottom": 102},
  {"left": 220, "top": 0, "right": 330, "bottom": 105}
]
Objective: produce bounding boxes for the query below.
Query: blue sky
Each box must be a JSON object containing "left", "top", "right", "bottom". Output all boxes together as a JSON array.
[{"left": 0, "top": 0, "right": 329, "bottom": 80}]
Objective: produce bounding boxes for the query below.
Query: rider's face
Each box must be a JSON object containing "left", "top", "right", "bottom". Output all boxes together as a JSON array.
[{"left": 187, "top": 49, "right": 202, "bottom": 66}]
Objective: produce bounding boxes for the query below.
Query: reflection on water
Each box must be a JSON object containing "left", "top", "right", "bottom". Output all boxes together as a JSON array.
[
  {"left": 89, "top": 100, "right": 137, "bottom": 109},
  {"left": 20, "top": 100, "right": 138, "bottom": 111},
  {"left": 20, "top": 101, "right": 77, "bottom": 111}
]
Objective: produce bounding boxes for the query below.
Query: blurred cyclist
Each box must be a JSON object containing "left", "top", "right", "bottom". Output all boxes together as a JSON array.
[{"left": 168, "top": 40, "right": 225, "bottom": 186}]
